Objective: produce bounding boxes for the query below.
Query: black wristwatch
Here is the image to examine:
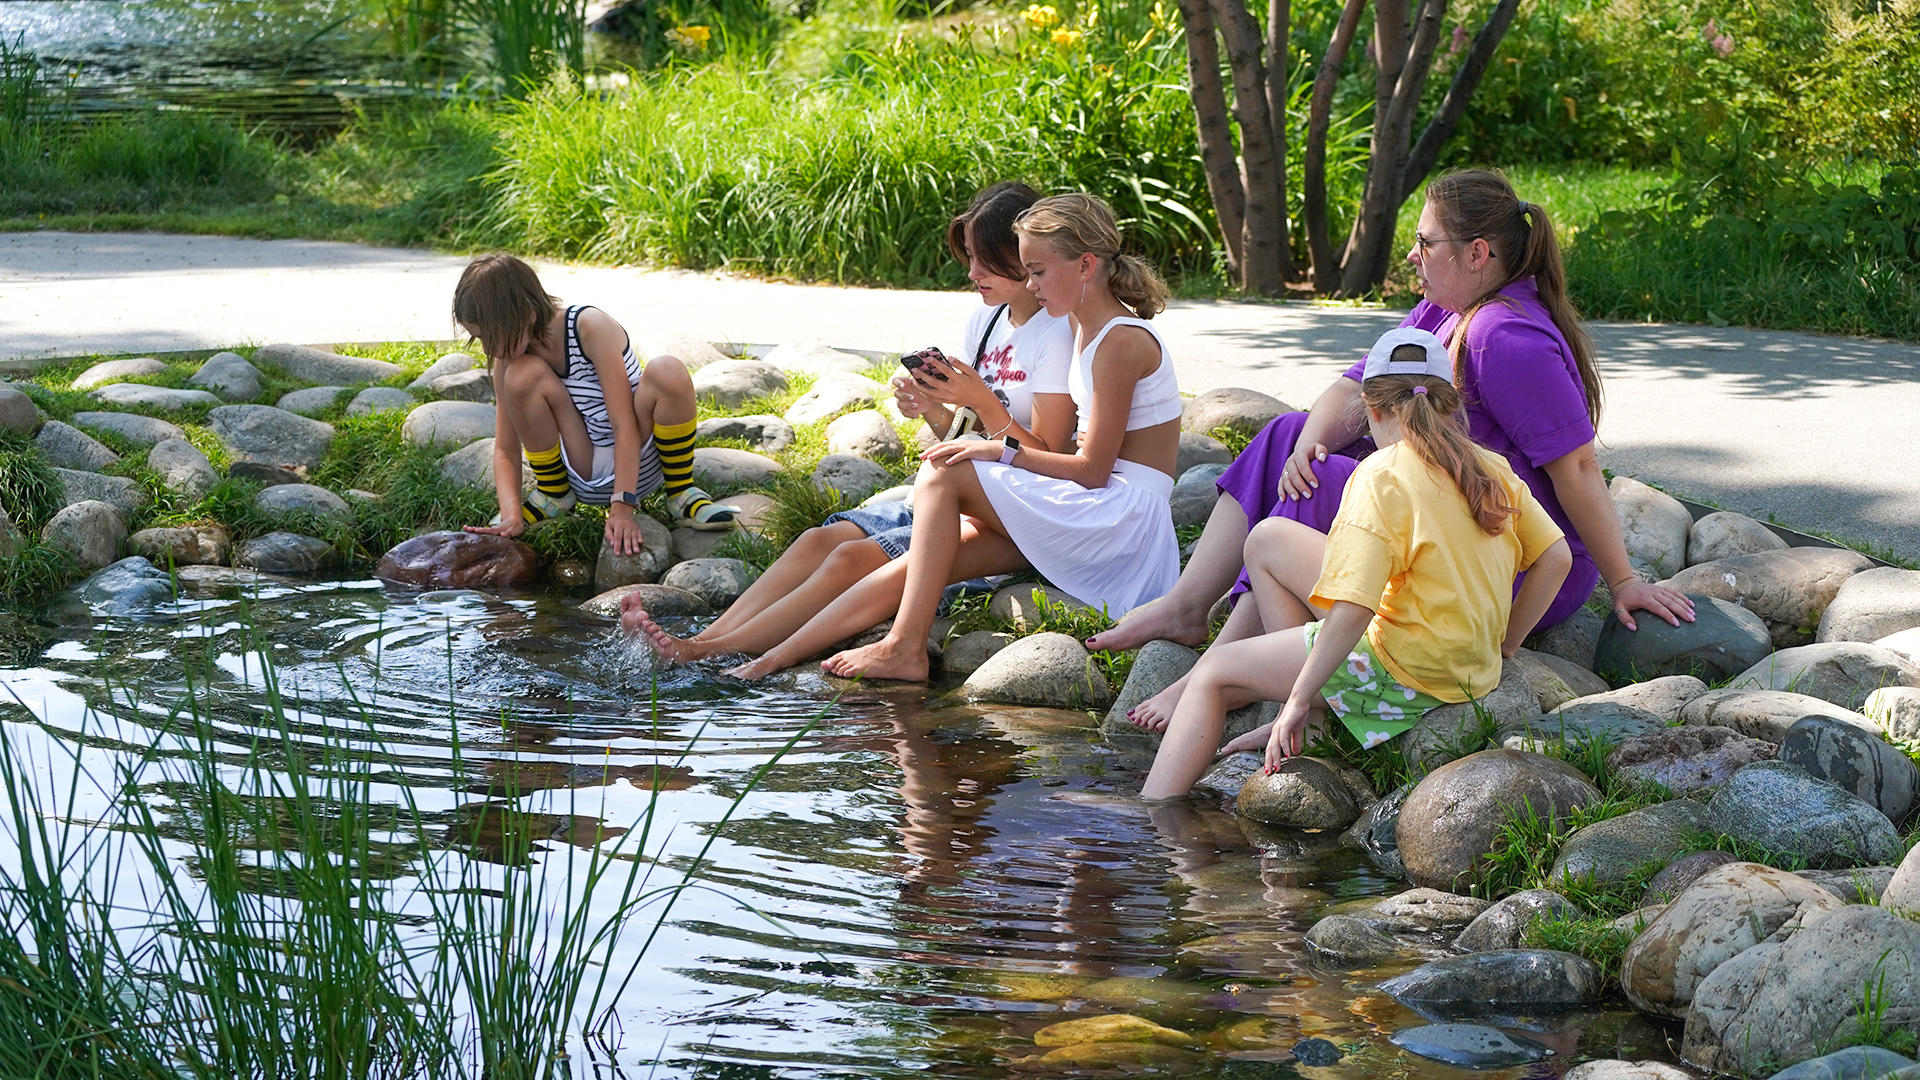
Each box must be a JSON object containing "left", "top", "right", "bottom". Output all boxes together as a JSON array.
[{"left": 612, "top": 491, "right": 639, "bottom": 509}]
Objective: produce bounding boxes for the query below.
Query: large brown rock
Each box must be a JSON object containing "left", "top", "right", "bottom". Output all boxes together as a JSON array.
[
  {"left": 1398, "top": 750, "right": 1601, "bottom": 893},
  {"left": 1235, "top": 757, "right": 1359, "bottom": 829},
  {"left": 1620, "top": 861, "right": 1846, "bottom": 1019},
  {"left": 375, "top": 531, "right": 539, "bottom": 590},
  {"left": 1663, "top": 547, "right": 1874, "bottom": 648}
]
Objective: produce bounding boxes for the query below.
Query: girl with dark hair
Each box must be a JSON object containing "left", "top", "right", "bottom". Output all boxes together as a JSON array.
[
  {"left": 625, "top": 182, "right": 1077, "bottom": 664},
  {"left": 1140, "top": 328, "right": 1573, "bottom": 799},
  {"left": 1099, "top": 169, "right": 1694, "bottom": 730}
]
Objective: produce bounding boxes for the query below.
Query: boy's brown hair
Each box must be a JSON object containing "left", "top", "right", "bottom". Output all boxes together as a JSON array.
[{"left": 452, "top": 254, "right": 558, "bottom": 363}]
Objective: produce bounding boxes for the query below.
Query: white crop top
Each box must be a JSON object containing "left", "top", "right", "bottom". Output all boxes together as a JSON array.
[{"left": 1068, "top": 316, "right": 1183, "bottom": 434}]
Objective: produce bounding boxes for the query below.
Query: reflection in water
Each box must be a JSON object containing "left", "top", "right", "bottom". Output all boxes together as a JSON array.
[{"left": 0, "top": 578, "right": 1664, "bottom": 1076}]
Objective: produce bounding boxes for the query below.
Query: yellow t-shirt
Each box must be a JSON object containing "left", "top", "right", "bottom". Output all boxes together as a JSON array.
[{"left": 1310, "top": 441, "right": 1565, "bottom": 703}]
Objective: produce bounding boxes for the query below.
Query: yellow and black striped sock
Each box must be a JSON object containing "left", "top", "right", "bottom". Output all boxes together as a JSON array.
[
  {"left": 522, "top": 444, "right": 572, "bottom": 524},
  {"left": 655, "top": 419, "right": 700, "bottom": 500}
]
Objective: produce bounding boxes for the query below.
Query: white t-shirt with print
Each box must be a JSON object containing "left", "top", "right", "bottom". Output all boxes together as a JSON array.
[{"left": 956, "top": 303, "right": 1075, "bottom": 428}]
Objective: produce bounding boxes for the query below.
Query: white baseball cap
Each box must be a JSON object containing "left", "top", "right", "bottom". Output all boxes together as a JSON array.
[{"left": 1362, "top": 327, "right": 1452, "bottom": 383}]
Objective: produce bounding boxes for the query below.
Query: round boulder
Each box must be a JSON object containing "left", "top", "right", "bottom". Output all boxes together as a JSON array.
[
  {"left": 1303, "top": 914, "right": 1404, "bottom": 965},
  {"left": 1593, "top": 594, "right": 1772, "bottom": 686},
  {"left": 375, "top": 531, "right": 539, "bottom": 590},
  {"left": 347, "top": 387, "right": 417, "bottom": 416},
  {"left": 70, "top": 357, "right": 170, "bottom": 391},
  {"left": 251, "top": 343, "right": 403, "bottom": 385},
  {"left": 1706, "top": 760, "right": 1903, "bottom": 869},
  {"left": 961, "top": 632, "right": 1113, "bottom": 710},
  {"left": 1729, "top": 640, "right": 1920, "bottom": 710},
  {"left": 811, "top": 454, "right": 893, "bottom": 503},
  {"left": 1609, "top": 476, "right": 1692, "bottom": 580},
  {"left": 41, "top": 500, "right": 127, "bottom": 571},
  {"left": 762, "top": 341, "right": 876, "bottom": 377},
  {"left": 255, "top": 483, "right": 354, "bottom": 523},
  {"left": 1167, "top": 476, "right": 1219, "bottom": 528},
  {"left": 208, "top": 405, "right": 336, "bottom": 470},
  {"left": 577, "top": 582, "right": 710, "bottom": 618},
  {"left": 400, "top": 401, "right": 496, "bottom": 449},
  {"left": 692, "top": 359, "right": 787, "bottom": 409},
  {"left": 1685, "top": 511, "right": 1787, "bottom": 566},
  {"left": 1665, "top": 547, "right": 1875, "bottom": 648},
  {"left": 1640, "top": 849, "right": 1738, "bottom": 905},
  {"left": 692, "top": 447, "right": 781, "bottom": 488},
  {"left": 148, "top": 439, "right": 218, "bottom": 500},
  {"left": 1865, "top": 685, "right": 1920, "bottom": 741},
  {"left": 185, "top": 351, "right": 264, "bottom": 401},
  {"left": 1679, "top": 687, "right": 1876, "bottom": 742},
  {"left": 236, "top": 532, "right": 338, "bottom": 574},
  {"left": 592, "top": 514, "right": 675, "bottom": 588},
  {"left": 1454, "top": 889, "right": 1585, "bottom": 953},
  {"left": 696, "top": 413, "right": 794, "bottom": 454},
  {"left": 1180, "top": 388, "right": 1290, "bottom": 436},
  {"left": 72, "top": 411, "right": 185, "bottom": 448},
  {"left": 824, "top": 409, "right": 905, "bottom": 461},
  {"left": 52, "top": 468, "right": 147, "bottom": 517},
  {"left": 0, "top": 385, "right": 42, "bottom": 433},
  {"left": 408, "top": 352, "right": 477, "bottom": 389},
  {"left": 427, "top": 370, "right": 492, "bottom": 402},
  {"left": 1606, "top": 724, "right": 1776, "bottom": 794},
  {"left": 660, "top": 557, "right": 754, "bottom": 609},
  {"left": 1777, "top": 713, "right": 1918, "bottom": 822},
  {"left": 1234, "top": 757, "right": 1359, "bottom": 830},
  {"left": 942, "top": 630, "right": 1015, "bottom": 680},
  {"left": 129, "top": 525, "right": 230, "bottom": 567},
  {"left": 1547, "top": 800, "right": 1711, "bottom": 888},
  {"left": 1817, "top": 566, "right": 1920, "bottom": 644},
  {"left": 784, "top": 372, "right": 882, "bottom": 427},
  {"left": 438, "top": 438, "right": 497, "bottom": 491},
  {"left": 1398, "top": 750, "right": 1601, "bottom": 893},
  {"left": 72, "top": 556, "right": 175, "bottom": 614},
  {"left": 90, "top": 384, "right": 222, "bottom": 411},
  {"left": 1176, "top": 431, "right": 1232, "bottom": 477},
  {"left": 36, "top": 420, "right": 120, "bottom": 472},
  {"left": 1380, "top": 949, "right": 1605, "bottom": 1009},
  {"left": 1562, "top": 675, "right": 1710, "bottom": 723},
  {"left": 1883, "top": 838, "right": 1920, "bottom": 916}
]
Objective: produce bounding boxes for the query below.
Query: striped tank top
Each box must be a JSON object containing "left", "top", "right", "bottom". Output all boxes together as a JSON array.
[{"left": 562, "top": 304, "right": 643, "bottom": 447}]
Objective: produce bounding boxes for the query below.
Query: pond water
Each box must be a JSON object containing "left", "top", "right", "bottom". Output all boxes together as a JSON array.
[{"left": 0, "top": 574, "right": 1673, "bottom": 1076}]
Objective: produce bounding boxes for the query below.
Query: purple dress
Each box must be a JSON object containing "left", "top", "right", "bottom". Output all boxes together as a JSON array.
[{"left": 1214, "top": 278, "right": 1600, "bottom": 630}]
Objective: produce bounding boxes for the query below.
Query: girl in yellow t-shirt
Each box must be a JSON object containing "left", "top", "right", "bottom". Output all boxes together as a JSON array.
[{"left": 1141, "top": 328, "right": 1573, "bottom": 800}]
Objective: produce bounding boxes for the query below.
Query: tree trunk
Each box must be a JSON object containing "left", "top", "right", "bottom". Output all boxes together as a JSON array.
[
  {"left": 1208, "top": 0, "right": 1285, "bottom": 295},
  {"left": 1303, "top": 0, "right": 1367, "bottom": 293},
  {"left": 1399, "top": 0, "right": 1523, "bottom": 200},
  {"left": 1266, "top": 0, "right": 1294, "bottom": 283},
  {"left": 1176, "top": 0, "right": 1247, "bottom": 278}
]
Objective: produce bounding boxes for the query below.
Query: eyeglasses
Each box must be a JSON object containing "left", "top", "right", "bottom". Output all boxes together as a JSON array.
[{"left": 1413, "top": 233, "right": 1469, "bottom": 257}]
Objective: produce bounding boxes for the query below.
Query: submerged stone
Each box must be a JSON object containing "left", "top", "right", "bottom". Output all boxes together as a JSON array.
[
  {"left": 1291, "top": 1038, "right": 1342, "bottom": 1066},
  {"left": 1031, "top": 1014, "right": 1193, "bottom": 1047},
  {"left": 1388, "top": 1023, "right": 1552, "bottom": 1068}
]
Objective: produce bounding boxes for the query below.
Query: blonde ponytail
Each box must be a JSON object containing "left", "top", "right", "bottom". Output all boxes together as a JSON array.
[
  {"left": 1014, "top": 193, "right": 1168, "bottom": 320},
  {"left": 1362, "top": 374, "right": 1517, "bottom": 536},
  {"left": 1108, "top": 253, "right": 1168, "bottom": 319}
]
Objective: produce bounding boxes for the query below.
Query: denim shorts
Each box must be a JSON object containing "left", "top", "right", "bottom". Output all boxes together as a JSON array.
[{"left": 822, "top": 500, "right": 914, "bottom": 560}]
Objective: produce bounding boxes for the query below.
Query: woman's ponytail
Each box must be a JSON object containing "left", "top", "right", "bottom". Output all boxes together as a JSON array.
[
  {"left": 1362, "top": 374, "right": 1517, "bottom": 536},
  {"left": 1108, "top": 252, "right": 1168, "bottom": 320}
]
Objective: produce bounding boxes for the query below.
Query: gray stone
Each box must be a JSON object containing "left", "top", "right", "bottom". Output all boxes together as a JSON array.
[
  {"left": 824, "top": 409, "right": 905, "bottom": 461},
  {"left": 660, "top": 558, "right": 754, "bottom": 610},
  {"left": 1622, "top": 860, "right": 1847, "bottom": 1019},
  {"left": 962, "top": 632, "right": 1113, "bottom": 709},
  {"left": 1686, "top": 511, "right": 1788, "bottom": 566},
  {"left": 591, "top": 514, "right": 674, "bottom": 587},
  {"left": 763, "top": 341, "right": 876, "bottom": 377},
  {"left": 1499, "top": 702, "right": 1663, "bottom": 753},
  {"left": 400, "top": 401, "right": 495, "bottom": 450},
  {"left": 185, "top": 351, "right": 263, "bottom": 402},
  {"left": 1342, "top": 780, "right": 1414, "bottom": 876},
  {"left": 128, "top": 525, "right": 229, "bottom": 567},
  {"left": 1454, "top": 889, "right": 1586, "bottom": 953},
  {"left": 784, "top": 372, "right": 882, "bottom": 426},
  {"left": 438, "top": 438, "right": 497, "bottom": 491},
  {"left": 692, "top": 359, "right": 787, "bottom": 409},
  {"left": 70, "top": 357, "right": 170, "bottom": 390},
  {"left": 40, "top": 500, "right": 125, "bottom": 570},
  {"left": 1399, "top": 750, "right": 1601, "bottom": 893},
  {"left": 696, "top": 413, "right": 794, "bottom": 454},
  {"left": 1795, "top": 866, "right": 1897, "bottom": 905},
  {"left": 1235, "top": 757, "right": 1359, "bottom": 830},
  {"left": 1820, "top": 567, "right": 1920, "bottom": 645},
  {"left": 0, "top": 386, "right": 42, "bottom": 433},
  {"left": 1683, "top": 906, "right": 1920, "bottom": 1076},
  {"left": 1398, "top": 661, "right": 1545, "bottom": 770},
  {"left": 1666, "top": 548, "right": 1876, "bottom": 648},
  {"left": 1177, "top": 462, "right": 1229, "bottom": 488},
  {"left": 1611, "top": 476, "right": 1692, "bottom": 580},
  {"left": 1884, "top": 841, "right": 1920, "bottom": 915},
  {"left": 1363, "top": 888, "right": 1494, "bottom": 933},
  {"left": 990, "top": 583, "right": 1097, "bottom": 626},
  {"left": 636, "top": 330, "right": 731, "bottom": 371},
  {"left": 1510, "top": 646, "right": 1612, "bottom": 710},
  {"left": 408, "top": 352, "right": 478, "bottom": 389},
  {"left": 1877, "top": 627, "right": 1920, "bottom": 664},
  {"left": 1550, "top": 800, "right": 1712, "bottom": 887},
  {"left": 1388, "top": 1024, "right": 1552, "bottom": 1069},
  {"left": 692, "top": 447, "right": 782, "bottom": 488},
  {"left": 1565, "top": 1063, "right": 1693, "bottom": 1080},
  {"left": 208, "top": 405, "right": 335, "bottom": 470},
  {"left": 1642, "top": 850, "right": 1739, "bottom": 905},
  {"left": 578, "top": 583, "right": 710, "bottom": 618},
  {"left": 0, "top": 507, "right": 22, "bottom": 558},
  {"left": 668, "top": 525, "right": 730, "bottom": 563},
  {"left": 251, "top": 343, "right": 403, "bottom": 385},
  {"left": 71, "top": 411, "right": 184, "bottom": 448},
  {"left": 1102, "top": 639, "right": 1199, "bottom": 750},
  {"left": 1291, "top": 1038, "right": 1342, "bottom": 1067},
  {"left": 1866, "top": 686, "right": 1920, "bottom": 741},
  {"left": 1594, "top": 595, "right": 1773, "bottom": 685},
  {"left": 52, "top": 469, "right": 146, "bottom": 517},
  {"left": 1732, "top": 641, "right": 1920, "bottom": 710},
  {"left": 1303, "top": 914, "right": 1405, "bottom": 965},
  {"left": 172, "top": 565, "right": 290, "bottom": 596},
  {"left": 347, "top": 387, "right": 417, "bottom": 416},
  {"left": 236, "top": 532, "right": 337, "bottom": 574},
  {"left": 255, "top": 483, "right": 353, "bottom": 524},
  {"left": 1563, "top": 675, "right": 1710, "bottom": 723},
  {"left": 1779, "top": 714, "right": 1919, "bottom": 822},
  {"left": 1167, "top": 478, "right": 1218, "bottom": 528},
  {"left": 36, "top": 420, "right": 119, "bottom": 471},
  {"left": 1180, "top": 388, "right": 1290, "bottom": 436},
  {"left": 73, "top": 556, "right": 173, "bottom": 614},
  {"left": 1176, "top": 431, "right": 1232, "bottom": 477},
  {"left": 1708, "top": 761, "right": 1902, "bottom": 868},
  {"left": 1681, "top": 687, "right": 1879, "bottom": 742},
  {"left": 1608, "top": 725, "right": 1777, "bottom": 794},
  {"left": 1192, "top": 751, "right": 1264, "bottom": 801},
  {"left": 147, "top": 439, "right": 217, "bottom": 500},
  {"left": 811, "top": 454, "right": 893, "bottom": 503},
  {"left": 427, "top": 370, "right": 492, "bottom": 403},
  {"left": 1529, "top": 605, "right": 1605, "bottom": 671},
  {"left": 90, "top": 383, "right": 221, "bottom": 411},
  {"left": 1382, "top": 949, "right": 1605, "bottom": 1010},
  {"left": 943, "top": 631, "right": 1014, "bottom": 680},
  {"left": 1766, "top": 1048, "right": 1920, "bottom": 1080}
]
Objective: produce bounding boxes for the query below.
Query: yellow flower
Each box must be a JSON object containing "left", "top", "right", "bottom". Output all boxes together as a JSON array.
[
  {"left": 668, "top": 24, "right": 711, "bottom": 49},
  {"left": 1050, "top": 27, "right": 1083, "bottom": 46},
  {"left": 1022, "top": 4, "right": 1061, "bottom": 29}
]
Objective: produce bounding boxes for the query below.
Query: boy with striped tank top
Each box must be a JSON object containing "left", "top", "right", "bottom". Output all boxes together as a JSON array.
[{"left": 453, "top": 254, "right": 737, "bottom": 556}]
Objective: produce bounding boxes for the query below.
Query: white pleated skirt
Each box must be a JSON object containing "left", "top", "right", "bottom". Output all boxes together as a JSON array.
[{"left": 973, "top": 456, "right": 1180, "bottom": 617}]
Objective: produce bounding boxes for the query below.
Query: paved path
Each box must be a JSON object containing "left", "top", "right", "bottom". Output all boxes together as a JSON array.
[{"left": 4, "top": 230, "right": 1916, "bottom": 562}]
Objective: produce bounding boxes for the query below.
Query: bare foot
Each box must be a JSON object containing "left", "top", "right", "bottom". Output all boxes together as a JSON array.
[
  {"left": 628, "top": 609, "right": 720, "bottom": 665},
  {"left": 1125, "top": 674, "right": 1190, "bottom": 732},
  {"left": 1084, "top": 602, "right": 1214, "bottom": 652},
  {"left": 723, "top": 656, "right": 782, "bottom": 679},
  {"left": 820, "top": 636, "right": 929, "bottom": 681}
]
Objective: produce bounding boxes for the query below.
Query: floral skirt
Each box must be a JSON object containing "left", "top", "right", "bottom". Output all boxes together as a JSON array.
[{"left": 1302, "top": 620, "right": 1447, "bottom": 750}]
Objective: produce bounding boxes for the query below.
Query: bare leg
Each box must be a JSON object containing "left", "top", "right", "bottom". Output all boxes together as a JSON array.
[
  {"left": 498, "top": 353, "right": 597, "bottom": 474},
  {"left": 1140, "top": 632, "right": 1321, "bottom": 800},
  {"left": 629, "top": 353, "right": 695, "bottom": 443},
  {"left": 735, "top": 517, "right": 1022, "bottom": 679},
  {"left": 636, "top": 536, "right": 892, "bottom": 663},
  {"left": 1085, "top": 493, "right": 1250, "bottom": 652},
  {"left": 1126, "top": 596, "right": 1266, "bottom": 731}
]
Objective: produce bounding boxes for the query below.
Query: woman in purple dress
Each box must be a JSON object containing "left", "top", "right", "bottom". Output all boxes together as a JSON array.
[{"left": 1096, "top": 169, "right": 1694, "bottom": 727}]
